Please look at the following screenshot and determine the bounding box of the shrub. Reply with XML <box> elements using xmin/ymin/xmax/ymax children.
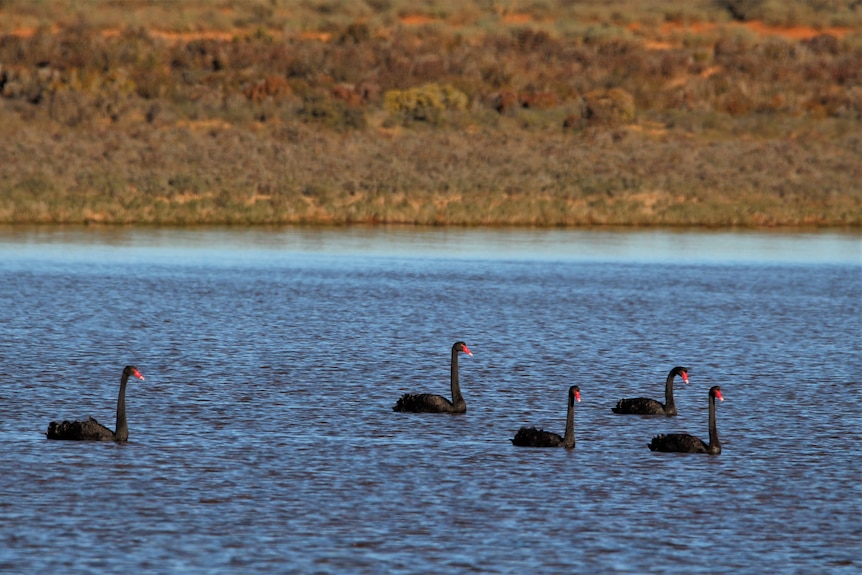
<box><xmin>383</xmin><ymin>83</ymin><xmax>468</xmax><ymax>124</ymax></box>
<box><xmin>243</xmin><ymin>75</ymin><xmax>291</xmax><ymax>102</ymax></box>
<box><xmin>297</xmin><ymin>92</ymin><xmax>367</xmax><ymax>130</ymax></box>
<box><xmin>582</xmin><ymin>88</ymin><xmax>635</xmax><ymax>126</ymax></box>
<box><xmin>48</xmin><ymin>88</ymin><xmax>89</xmax><ymax>126</ymax></box>
<box><xmin>801</xmin><ymin>33</ymin><xmax>839</xmax><ymax>56</ymax></box>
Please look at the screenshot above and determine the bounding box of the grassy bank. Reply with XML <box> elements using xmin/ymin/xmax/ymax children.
<box><xmin>1</xmin><ymin>0</ymin><xmax>860</xmax><ymax>227</ymax></box>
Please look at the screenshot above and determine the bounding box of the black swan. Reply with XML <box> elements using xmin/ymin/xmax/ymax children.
<box><xmin>393</xmin><ymin>341</ymin><xmax>472</xmax><ymax>413</ymax></box>
<box><xmin>612</xmin><ymin>366</ymin><xmax>690</xmax><ymax>416</ymax></box>
<box><xmin>648</xmin><ymin>385</ymin><xmax>724</xmax><ymax>454</ymax></box>
<box><xmin>46</xmin><ymin>365</ymin><xmax>145</xmax><ymax>442</ymax></box>
<box><xmin>512</xmin><ymin>386</ymin><xmax>580</xmax><ymax>449</ymax></box>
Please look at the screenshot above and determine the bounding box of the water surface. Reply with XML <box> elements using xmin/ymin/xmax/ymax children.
<box><xmin>0</xmin><ymin>226</ymin><xmax>859</xmax><ymax>574</ymax></box>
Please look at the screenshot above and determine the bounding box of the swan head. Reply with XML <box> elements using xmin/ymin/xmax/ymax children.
<box><xmin>123</xmin><ymin>366</ymin><xmax>145</xmax><ymax>381</ymax></box>
<box><xmin>710</xmin><ymin>386</ymin><xmax>723</xmax><ymax>401</ymax></box>
<box><xmin>454</xmin><ymin>342</ymin><xmax>473</xmax><ymax>356</ymax></box>
<box><xmin>569</xmin><ymin>385</ymin><xmax>581</xmax><ymax>402</ymax></box>
<box><xmin>673</xmin><ymin>366</ymin><xmax>690</xmax><ymax>384</ymax></box>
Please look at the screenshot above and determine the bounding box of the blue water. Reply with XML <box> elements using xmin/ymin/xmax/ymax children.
<box><xmin>0</xmin><ymin>226</ymin><xmax>859</xmax><ymax>574</ymax></box>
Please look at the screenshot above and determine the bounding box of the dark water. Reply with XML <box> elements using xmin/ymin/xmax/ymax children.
<box><xmin>0</xmin><ymin>226</ymin><xmax>860</xmax><ymax>574</ymax></box>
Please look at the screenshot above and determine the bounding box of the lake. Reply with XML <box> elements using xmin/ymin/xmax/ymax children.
<box><xmin>0</xmin><ymin>226</ymin><xmax>860</xmax><ymax>574</ymax></box>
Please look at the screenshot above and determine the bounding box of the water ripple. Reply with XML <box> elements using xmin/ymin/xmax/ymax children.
<box><xmin>0</xmin><ymin>229</ymin><xmax>860</xmax><ymax>574</ymax></box>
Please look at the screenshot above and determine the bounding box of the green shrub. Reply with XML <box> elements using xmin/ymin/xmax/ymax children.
<box><xmin>383</xmin><ymin>83</ymin><xmax>468</xmax><ymax>124</ymax></box>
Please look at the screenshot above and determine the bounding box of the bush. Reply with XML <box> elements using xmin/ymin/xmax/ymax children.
<box><xmin>297</xmin><ymin>92</ymin><xmax>367</xmax><ymax>130</ymax></box>
<box><xmin>383</xmin><ymin>83</ymin><xmax>468</xmax><ymax>124</ymax></box>
<box><xmin>582</xmin><ymin>88</ymin><xmax>636</xmax><ymax>126</ymax></box>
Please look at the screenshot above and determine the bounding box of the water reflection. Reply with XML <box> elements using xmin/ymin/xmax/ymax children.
<box><xmin>0</xmin><ymin>224</ymin><xmax>859</xmax><ymax>264</ymax></box>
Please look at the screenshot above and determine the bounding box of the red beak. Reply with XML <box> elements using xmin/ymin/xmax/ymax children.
<box><xmin>715</xmin><ymin>389</ymin><xmax>724</xmax><ymax>401</ymax></box>
<box><xmin>133</xmin><ymin>368</ymin><xmax>145</xmax><ymax>380</ymax></box>
<box><xmin>462</xmin><ymin>344</ymin><xmax>473</xmax><ymax>356</ymax></box>
<box><xmin>574</xmin><ymin>390</ymin><xmax>581</xmax><ymax>403</ymax></box>
<box><xmin>681</xmin><ymin>372</ymin><xmax>689</xmax><ymax>384</ymax></box>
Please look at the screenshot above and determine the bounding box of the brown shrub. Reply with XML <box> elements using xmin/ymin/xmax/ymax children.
<box><xmin>493</xmin><ymin>90</ymin><xmax>519</xmax><ymax>114</ymax></box>
<box><xmin>338</xmin><ymin>22</ymin><xmax>371</xmax><ymax>45</ymax></box>
<box><xmin>480</xmin><ymin>63</ymin><xmax>514</xmax><ymax>90</ymax></box>
<box><xmin>511</xmin><ymin>28</ymin><xmax>554</xmax><ymax>53</ymax></box>
<box><xmin>831</xmin><ymin>54</ymin><xmax>862</xmax><ymax>86</ymax></box>
<box><xmin>801</xmin><ymin>34</ymin><xmax>839</xmax><ymax>55</ymax></box>
<box><xmin>48</xmin><ymin>88</ymin><xmax>89</xmax><ymax>125</ymax></box>
<box><xmin>805</xmin><ymin>87</ymin><xmax>862</xmax><ymax>119</ymax></box>
<box><xmin>298</xmin><ymin>92</ymin><xmax>367</xmax><ymax>130</ymax></box>
<box><xmin>353</xmin><ymin>80</ymin><xmax>381</xmax><ymax>104</ymax></box>
<box><xmin>519</xmin><ymin>91</ymin><xmax>561</xmax><ymax>110</ymax></box>
<box><xmin>244</xmin><ymin>75</ymin><xmax>291</xmax><ymax>102</ymax></box>
<box><xmin>582</xmin><ymin>88</ymin><xmax>635</xmax><ymax>126</ymax></box>
<box><xmin>723</xmin><ymin>87</ymin><xmax>755</xmax><ymax>115</ymax></box>
<box><xmin>331</xmin><ymin>83</ymin><xmax>363</xmax><ymax>106</ymax></box>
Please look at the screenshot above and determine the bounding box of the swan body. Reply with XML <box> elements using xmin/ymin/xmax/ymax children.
<box><xmin>612</xmin><ymin>366</ymin><xmax>689</xmax><ymax>416</ymax></box>
<box><xmin>392</xmin><ymin>393</ymin><xmax>459</xmax><ymax>413</ymax></box>
<box><xmin>47</xmin><ymin>416</ymin><xmax>117</xmax><ymax>441</ymax></box>
<box><xmin>649</xmin><ymin>386</ymin><xmax>723</xmax><ymax>454</ymax></box>
<box><xmin>393</xmin><ymin>342</ymin><xmax>472</xmax><ymax>413</ymax></box>
<box><xmin>47</xmin><ymin>366</ymin><xmax>145</xmax><ymax>442</ymax></box>
<box><xmin>512</xmin><ymin>386</ymin><xmax>580</xmax><ymax>449</ymax></box>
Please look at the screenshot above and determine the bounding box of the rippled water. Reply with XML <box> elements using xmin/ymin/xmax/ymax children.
<box><xmin>0</xmin><ymin>226</ymin><xmax>859</xmax><ymax>574</ymax></box>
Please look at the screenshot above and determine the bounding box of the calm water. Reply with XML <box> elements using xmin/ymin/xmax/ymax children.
<box><xmin>0</xmin><ymin>226</ymin><xmax>860</xmax><ymax>574</ymax></box>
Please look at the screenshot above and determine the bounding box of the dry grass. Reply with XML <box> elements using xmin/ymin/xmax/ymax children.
<box><xmin>0</xmin><ymin>0</ymin><xmax>860</xmax><ymax>227</ymax></box>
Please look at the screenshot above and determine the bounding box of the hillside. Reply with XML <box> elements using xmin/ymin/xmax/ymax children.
<box><xmin>1</xmin><ymin>0</ymin><xmax>860</xmax><ymax>226</ymax></box>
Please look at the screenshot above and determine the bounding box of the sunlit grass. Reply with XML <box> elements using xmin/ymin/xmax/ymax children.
<box><xmin>0</xmin><ymin>0</ymin><xmax>860</xmax><ymax>226</ymax></box>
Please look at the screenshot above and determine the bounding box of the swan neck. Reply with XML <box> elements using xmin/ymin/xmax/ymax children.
<box><xmin>450</xmin><ymin>346</ymin><xmax>463</xmax><ymax>405</ymax></box>
<box><xmin>707</xmin><ymin>393</ymin><xmax>720</xmax><ymax>454</ymax></box>
<box><xmin>114</xmin><ymin>371</ymin><xmax>129</xmax><ymax>442</ymax></box>
<box><xmin>562</xmin><ymin>392</ymin><xmax>576</xmax><ymax>449</ymax></box>
<box><xmin>664</xmin><ymin>371</ymin><xmax>676</xmax><ymax>411</ymax></box>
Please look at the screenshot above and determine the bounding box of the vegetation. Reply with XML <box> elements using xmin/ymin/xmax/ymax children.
<box><xmin>0</xmin><ymin>0</ymin><xmax>860</xmax><ymax>227</ymax></box>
